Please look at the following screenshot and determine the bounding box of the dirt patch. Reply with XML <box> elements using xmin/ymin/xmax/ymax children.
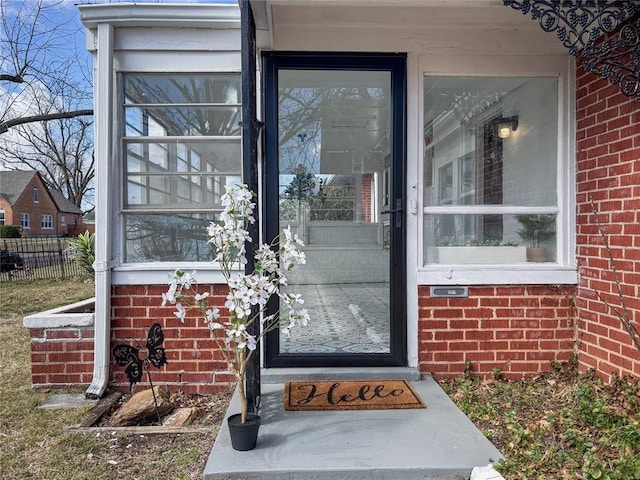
<box><xmin>94</xmin><ymin>390</ymin><xmax>232</xmax><ymax>428</ymax></box>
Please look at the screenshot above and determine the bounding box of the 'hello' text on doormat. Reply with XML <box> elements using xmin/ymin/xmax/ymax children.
<box><xmin>284</xmin><ymin>379</ymin><xmax>426</xmax><ymax>411</ymax></box>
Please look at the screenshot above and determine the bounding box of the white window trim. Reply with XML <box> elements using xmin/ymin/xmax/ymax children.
<box><xmin>41</xmin><ymin>214</ymin><xmax>53</xmax><ymax>230</ymax></box>
<box><xmin>415</xmin><ymin>53</ymin><xmax>577</xmax><ymax>286</ymax></box>
<box><xmin>21</xmin><ymin>213</ymin><xmax>30</xmax><ymax>229</ymax></box>
<box><xmin>112</xmin><ymin>263</ymin><xmax>228</xmax><ymax>285</ymax></box>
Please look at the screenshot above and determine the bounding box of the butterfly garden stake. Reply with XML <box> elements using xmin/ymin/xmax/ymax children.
<box><xmin>112</xmin><ymin>323</ymin><xmax>168</xmax><ymax>424</ymax></box>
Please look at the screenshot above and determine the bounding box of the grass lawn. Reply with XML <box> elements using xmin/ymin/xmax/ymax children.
<box><xmin>0</xmin><ymin>280</ymin><xmax>217</xmax><ymax>480</ymax></box>
<box><xmin>1</xmin><ymin>280</ymin><xmax>639</xmax><ymax>479</ymax></box>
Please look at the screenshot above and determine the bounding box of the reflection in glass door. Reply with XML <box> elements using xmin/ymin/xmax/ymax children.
<box><xmin>264</xmin><ymin>54</ymin><xmax>406</xmax><ymax>367</ymax></box>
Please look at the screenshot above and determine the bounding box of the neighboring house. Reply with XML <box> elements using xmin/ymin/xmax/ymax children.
<box><xmin>23</xmin><ymin>2</ymin><xmax>639</xmax><ymax>397</ymax></box>
<box><xmin>0</xmin><ymin>170</ymin><xmax>84</xmax><ymax>237</ymax></box>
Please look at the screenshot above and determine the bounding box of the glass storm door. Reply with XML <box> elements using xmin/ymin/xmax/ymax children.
<box><xmin>264</xmin><ymin>53</ymin><xmax>406</xmax><ymax>367</ymax></box>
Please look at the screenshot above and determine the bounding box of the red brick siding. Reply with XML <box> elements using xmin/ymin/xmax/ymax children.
<box><xmin>418</xmin><ymin>286</ymin><xmax>577</xmax><ymax>379</ymax></box>
<box><xmin>13</xmin><ymin>176</ymin><xmax>59</xmax><ymax>236</ymax></box>
<box><xmin>28</xmin><ymin>327</ymin><xmax>94</xmax><ymax>389</ymax></box>
<box><xmin>361</xmin><ymin>173</ymin><xmax>372</xmax><ymax>223</ymax></box>
<box><xmin>109</xmin><ymin>284</ymin><xmax>235</xmax><ymax>395</ymax></box>
<box><xmin>575</xmin><ymin>43</ymin><xmax>640</xmax><ymax>381</ymax></box>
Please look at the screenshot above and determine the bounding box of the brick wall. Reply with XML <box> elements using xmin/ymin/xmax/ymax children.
<box><xmin>28</xmin><ymin>326</ymin><xmax>94</xmax><ymax>389</ymax></box>
<box><xmin>418</xmin><ymin>286</ymin><xmax>577</xmax><ymax>379</ymax></box>
<box><xmin>575</xmin><ymin>52</ymin><xmax>640</xmax><ymax>381</ymax></box>
<box><xmin>109</xmin><ymin>285</ymin><xmax>236</xmax><ymax>395</ymax></box>
<box><xmin>361</xmin><ymin>173</ymin><xmax>372</xmax><ymax>223</ymax></box>
<box><xmin>13</xmin><ymin>175</ymin><xmax>60</xmax><ymax>236</ymax></box>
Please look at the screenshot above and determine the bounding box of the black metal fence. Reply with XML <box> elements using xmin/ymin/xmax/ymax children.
<box><xmin>0</xmin><ymin>237</ymin><xmax>85</xmax><ymax>282</ymax></box>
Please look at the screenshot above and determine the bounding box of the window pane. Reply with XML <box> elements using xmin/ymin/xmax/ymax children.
<box><xmin>124</xmin><ymin>213</ymin><xmax>220</xmax><ymax>262</ymax></box>
<box><xmin>124</xmin><ymin>140</ymin><xmax>241</xmax><ymax>208</ymax></box>
<box><xmin>124</xmin><ymin>74</ymin><xmax>241</xmax><ymax>105</ymax></box>
<box><xmin>424</xmin><ymin>77</ymin><xmax>558</xmax><ymax>208</ymax></box>
<box><xmin>125</xmin><ymin>140</ymin><xmax>240</xmax><ymax>175</ymax></box>
<box><xmin>424</xmin><ymin>214</ymin><xmax>557</xmax><ymax>264</ymax></box>
<box><xmin>122</xmin><ymin>73</ymin><xmax>243</xmax><ymax>264</ymax></box>
<box><xmin>126</xmin><ymin>174</ymin><xmax>241</xmax><ymax>208</ymax></box>
<box><xmin>125</xmin><ymin>106</ymin><xmax>241</xmax><ymax>137</ymax></box>
<box><xmin>41</xmin><ymin>214</ymin><xmax>53</xmax><ymax>229</ymax></box>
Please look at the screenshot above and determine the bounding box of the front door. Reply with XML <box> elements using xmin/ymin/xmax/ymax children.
<box><xmin>264</xmin><ymin>53</ymin><xmax>406</xmax><ymax>367</ymax></box>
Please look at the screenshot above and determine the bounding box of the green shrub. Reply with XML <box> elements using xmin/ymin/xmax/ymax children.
<box><xmin>69</xmin><ymin>231</ymin><xmax>95</xmax><ymax>277</ymax></box>
<box><xmin>0</xmin><ymin>225</ymin><xmax>21</xmax><ymax>238</ymax></box>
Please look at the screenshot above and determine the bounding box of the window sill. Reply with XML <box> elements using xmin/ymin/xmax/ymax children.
<box><xmin>418</xmin><ymin>264</ymin><xmax>577</xmax><ymax>285</ymax></box>
<box><xmin>112</xmin><ymin>263</ymin><xmax>227</xmax><ymax>285</ymax></box>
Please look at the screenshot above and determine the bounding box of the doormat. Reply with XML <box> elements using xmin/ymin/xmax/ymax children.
<box><xmin>284</xmin><ymin>379</ymin><xmax>426</xmax><ymax>411</ymax></box>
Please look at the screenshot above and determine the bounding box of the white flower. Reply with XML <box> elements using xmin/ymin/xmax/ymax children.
<box><xmin>161</xmin><ymin>284</ymin><xmax>177</xmax><ymax>306</ymax></box>
<box><xmin>173</xmin><ymin>303</ymin><xmax>187</xmax><ymax>322</ymax></box>
<box><xmin>287</xmin><ymin>293</ymin><xmax>304</xmax><ymax>306</ymax></box>
<box><xmin>195</xmin><ymin>292</ymin><xmax>210</xmax><ymax>303</ymax></box>
<box><xmin>255</xmin><ymin>244</ymin><xmax>278</xmax><ymax>273</ymax></box>
<box><xmin>176</xmin><ymin>270</ymin><xmax>197</xmax><ymax>288</ymax></box>
<box><xmin>289</xmin><ymin>308</ymin><xmax>310</xmax><ymax>327</ymax></box>
<box><xmin>205</xmin><ymin>307</ymin><xmax>220</xmax><ymax>323</ymax></box>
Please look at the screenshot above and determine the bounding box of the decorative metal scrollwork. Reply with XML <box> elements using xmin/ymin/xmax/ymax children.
<box><xmin>582</xmin><ymin>16</ymin><xmax>640</xmax><ymax>100</ymax></box>
<box><xmin>504</xmin><ymin>1</ymin><xmax>640</xmax><ymax>101</ymax></box>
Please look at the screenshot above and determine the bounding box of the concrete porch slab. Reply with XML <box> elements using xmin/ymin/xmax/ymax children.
<box><xmin>204</xmin><ymin>376</ymin><xmax>503</xmax><ymax>480</ymax></box>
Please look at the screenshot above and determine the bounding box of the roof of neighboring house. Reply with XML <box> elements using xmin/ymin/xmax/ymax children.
<box><xmin>0</xmin><ymin>170</ymin><xmax>83</xmax><ymax>215</ymax></box>
<box><xmin>49</xmin><ymin>189</ymin><xmax>83</xmax><ymax>215</ymax></box>
<box><xmin>0</xmin><ymin>170</ymin><xmax>39</xmax><ymax>205</ymax></box>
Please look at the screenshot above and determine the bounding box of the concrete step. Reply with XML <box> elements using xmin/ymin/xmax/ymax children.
<box><xmin>204</xmin><ymin>376</ymin><xmax>502</xmax><ymax>480</ymax></box>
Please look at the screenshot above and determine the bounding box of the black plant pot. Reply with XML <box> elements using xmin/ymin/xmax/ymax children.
<box><xmin>227</xmin><ymin>413</ymin><xmax>261</xmax><ymax>451</ymax></box>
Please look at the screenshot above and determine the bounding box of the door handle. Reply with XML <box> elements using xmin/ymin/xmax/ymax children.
<box><xmin>381</xmin><ymin>199</ymin><xmax>403</xmax><ymax>228</ymax></box>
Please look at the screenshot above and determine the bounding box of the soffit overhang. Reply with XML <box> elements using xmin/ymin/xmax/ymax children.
<box><xmin>251</xmin><ymin>0</ymin><xmax>567</xmax><ymax>54</ymax></box>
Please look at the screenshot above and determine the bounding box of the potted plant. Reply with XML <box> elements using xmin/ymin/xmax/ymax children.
<box><xmin>162</xmin><ymin>184</ymin><xmax>309</xmax><ymax>450</ymax></box>
<box><xmin>515</xmin><ymin>214</ymin><xmax>555</xmax><ymax>262</ymax></box>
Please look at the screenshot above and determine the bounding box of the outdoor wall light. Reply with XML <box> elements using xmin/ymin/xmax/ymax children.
<box><xmin>496</xmin><ymin>116</ymin><xmax>519</xmax><ymax>139</ymax></box>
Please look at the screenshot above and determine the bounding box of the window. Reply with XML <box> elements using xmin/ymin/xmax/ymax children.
<box><xmin>0</xmin><ymin>210</ymin><xmax>5</xmax><ymax>225</ymax></box>
<box><xmin>121</xmin><ymin>73</ymin><xmax>242</xmax><ymax>262</ymax></box>
<box><xmin>41</xmin><ymin>214</ymin><xmax>53</xmax><ymax>229</ymax></box>
<box><xmin>21</xmin><ymin>213</ymin><xmax>30</xmax><ymax>229</ymax></box>
<box><xmin>422</xmin><ymin>74</ymin><xmax>573</xmax><ymax>283</ymax></box>
<box><xmin>60</xmin><ymin>215</ymin><xmax>67</xmax><ymax>227</ymax></box>
<box><xmin>33</xmin><ymin>187</ymin><xmax>39</xmax><ymax>203</ymax></box>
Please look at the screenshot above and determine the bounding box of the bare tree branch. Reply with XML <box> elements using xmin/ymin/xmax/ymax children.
<box><xmin>0</xmin><ymin>73</ymin><xmax>25</xmax><ymax>83</ymax></box>
<box><xmin>0</xmin><ymin>109</ymin><xmax>93</xmax><ymax>134</ymax></box>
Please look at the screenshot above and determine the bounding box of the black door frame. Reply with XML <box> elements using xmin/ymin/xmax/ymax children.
<box><xmin>263</xmin><ymin>52</ymin><xmax>407</xmax><ymax>368</ymax></box>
